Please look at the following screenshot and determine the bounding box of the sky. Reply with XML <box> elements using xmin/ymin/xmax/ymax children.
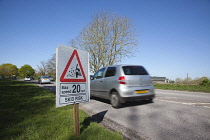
<box><xmin>0</xmin><ymin>0</ymin><xmax>210</xmax><ymax>80</ymax></box>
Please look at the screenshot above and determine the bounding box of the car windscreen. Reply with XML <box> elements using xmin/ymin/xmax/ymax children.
<box><xmin>122</xmin><ymin>66</ymin><xmax>148</xmax><ymax>75</ymax></box>
<box><xmin>41</xmin><ymin>76</ymin><xmax>50</xmax><ymax>78</ymax></box>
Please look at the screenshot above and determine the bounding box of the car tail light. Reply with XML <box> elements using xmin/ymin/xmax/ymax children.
<box><xmin>119</xmin><ymin>76</ymin><xmax>126</xmax><ymax>84</ymax></box>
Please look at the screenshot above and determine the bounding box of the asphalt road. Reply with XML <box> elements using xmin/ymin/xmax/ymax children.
<box><xmin>23</xmin><ymin>80</ymin><xmax>210</xmax><ymax>140</ymax></box>
<box><xmin>80</xmin><ymin>90</ymin><xmax>210</xmax><ymax>140</ymax></box>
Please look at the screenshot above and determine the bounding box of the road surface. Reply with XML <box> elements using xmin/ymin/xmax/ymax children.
<box><xmin>80</xmin><ymin>89</ymin><xmax>210</xmax><ymax>140</ymax></box>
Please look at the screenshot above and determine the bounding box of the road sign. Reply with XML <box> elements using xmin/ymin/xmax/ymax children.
<box><xmin>60</xmin><ymin>50</ymin><xmax>86</xmax><ymax>82</ymax></box>
<box><xmin>56</xmin><ymin>45</ymin><xmax>89</xmax><ymax>107</ymax></box>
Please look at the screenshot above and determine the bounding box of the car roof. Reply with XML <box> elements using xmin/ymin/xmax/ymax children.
<box><xmin>101</xmin><ymin>64</ymin><xmax>143</xmax><ymax>69</ymax></box>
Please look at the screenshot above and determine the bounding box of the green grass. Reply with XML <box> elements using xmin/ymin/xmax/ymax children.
<box><xmin>0</xmin><ymin>79</ymin><xmax>123</xmax><ymax>140</ymax></box>
<box><xmin>154</xmin><ymin>83</ymin><xmax>210</xmax><ymax>93</ymax></box>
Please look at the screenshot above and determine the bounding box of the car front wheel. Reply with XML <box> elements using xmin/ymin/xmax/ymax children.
<box><xmin>110</xmin><ymin>92</ymin><xmax>121</xmax><ymax>108</ymax></box>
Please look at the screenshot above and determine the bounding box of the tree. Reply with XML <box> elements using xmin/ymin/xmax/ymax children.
<box><xmin>37</xmin><ymin>61</ymin><xmax>48</xmax><ymax>76</ymax></box>
<box><xmin>36</xmin><ymin>54</ymin><xmax>56</xmax><ymax>77</ymax></box>
<box><xmin>199</xmin><ymin>78</ymin><xmax>209</xmax><ymax>86</ymax></box>
<box><xmin>19</xmin><ymin>64</ymin><xmax>35</xmax><ymax>77</ymax></box>
<box><xmin>72</xmin><ymin>11</ymin><xmax>138</xmax><ymax>73</ymax></box>
<box><xmin>0</xmin><ymin>63</ymin><xmax>18</xmax><ymax>77</ymax></box>
<box><xmin>46</xmin><ymin>54</ymin><xmax>56</xmax><ymax>76</ymax></box>
<box><xmin>175</xmin><ymin>78</ymin><xmax>183</xmax><ymax>84</ymax></box>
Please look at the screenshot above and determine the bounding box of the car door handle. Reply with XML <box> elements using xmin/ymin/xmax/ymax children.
<box><xmin>100</xmin><ymin>81</ymin><xmax>103</xmax><ymax>82</ymax></box>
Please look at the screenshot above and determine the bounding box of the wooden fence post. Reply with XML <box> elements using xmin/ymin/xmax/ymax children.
<box><xmin>73</xmin><ymin>103</ymin><xmax>80</xmax><ymax>136</ymax></box>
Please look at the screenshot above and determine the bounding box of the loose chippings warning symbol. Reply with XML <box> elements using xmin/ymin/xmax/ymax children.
<box><xmin>60</xmin><ymin>49</ymin><xmax>86</xmax><ymax>82</ymax></box>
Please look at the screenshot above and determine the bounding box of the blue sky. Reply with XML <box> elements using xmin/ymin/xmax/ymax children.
<box><xmin>0</xmin><ymin>0</ymin><xmax>209</xmax><ymax>80</ymax></box>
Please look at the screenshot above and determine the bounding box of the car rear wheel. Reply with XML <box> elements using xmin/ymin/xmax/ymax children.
<box><xmin>110</xmin><ymin>92</ymin><xmax>121</xmax><ymax>108</ymax></box>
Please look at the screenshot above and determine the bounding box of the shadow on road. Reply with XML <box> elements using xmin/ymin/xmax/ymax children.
<box><xmin>125</xmin><ymin>100</ymin><xmax>154</xmax><ymax>107</ymax></box>
<box><xmin>90</xmin><ymin>97</ymin><xmax>110</xmax><ymax>104</ymax></box>
<box><xmin>80</xmin><ymin>110</ymin><xmax>108</xmax><ymax>133</ymax></box>
<box><xmin>91</xmin><ymin>97</ymin><xmax>154</xmax><ymax>108</ymax></box>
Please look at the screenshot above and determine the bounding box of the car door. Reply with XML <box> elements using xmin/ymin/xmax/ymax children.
<box><xmin>102</xmin><ymin>67</ymin><xmax>117</xmax><ymax>99</ymax></box>
<box><xmin>90</xmin><ymin>68</ymin><xmax>106</xmax><ymax>97</ymax></box>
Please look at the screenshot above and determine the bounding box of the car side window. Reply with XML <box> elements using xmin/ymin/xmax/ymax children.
<box><xmin>94</xmin><ymin>68</ymin><xmax>105</xmax><ymax>79</ymax></box>
<box><xmin>105</xmin><ymin>67</ymin><xmax>116</xmax><ymax>77</ymax></box>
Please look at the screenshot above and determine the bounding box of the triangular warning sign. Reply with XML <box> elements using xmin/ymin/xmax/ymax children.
<box><xmin>60</xmin><ymin>50</ymin><xmax>86</xmax><ymax>82</ymax></box>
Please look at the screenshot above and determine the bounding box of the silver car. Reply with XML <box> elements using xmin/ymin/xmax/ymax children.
<box><xmin>24</xmin><ymin>77</ymin><xmax>31</xmax><ymax>81</ymax></box>
<box><xmin>38</xmin><ymin>76</ymin><xmax>51</xmax><ymax>84</ymax></box>
<box><xmin>48</xmin><ymin>76</ymin><xmax>54</xmax><ymax>81</ymax></box>
<box><xmin>90</xmin><ymin>65</ymin><xmax>155</xmax><ymax>108</ymax></box>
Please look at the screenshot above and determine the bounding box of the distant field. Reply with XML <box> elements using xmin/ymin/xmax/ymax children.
<box><xmin>0</xmin><ymin>79</ymin><xmax>123</xmax><ymax>140</ymax></box>
<box><xmin>154</xmin><ymin>83</ymin><xmax>210</xmax><ymax>93</ymax></box>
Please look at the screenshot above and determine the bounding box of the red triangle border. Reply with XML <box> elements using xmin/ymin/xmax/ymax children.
<box><xmin>60</xmin><ymin>50</ymin><xmax>86</xmax><ymax>82</ymax></box>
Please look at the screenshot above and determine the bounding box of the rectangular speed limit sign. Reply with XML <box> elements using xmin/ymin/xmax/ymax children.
<box><xmin>56</xmin><ymin>45</ymin><xmax>90</xmax><ymax>107</ymax></box>
<box><xmin>60</xmin><ymin>83</ymin><xmax>87</xmax><ymax>104</ymax></box>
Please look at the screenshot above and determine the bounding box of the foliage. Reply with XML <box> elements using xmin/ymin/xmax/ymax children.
<box><xmin>0</xmin><ymin>63</ymin><xmax>18</xmax><ymax>77</ymax></box>
<box><xmin>175</xmin><ymin>77</ymin><xmax>210</xmax><ymax>85</ymax></box>
<box><xmin>19</xmin><ymin>64</ymin><xmax>35</xmax><ymax>77</ymax></box>
<box><xmin>0</xmin><ymin>79</ymin><xmax>123</xmax><ymax>140</ymax></box>
<box><xmin>72</xmin><ymin>11</ymin><xmax>138</xmax><ymax>73</ymax></box>
<box><xmin>199</xmin><ymin>78</ymin><xmax>210</xmax><ymax>86</ymax></box>
<box><xmin>154</xmin><ymin>83</ymin><xmax>210</xmax><ymax>93</ymax></box>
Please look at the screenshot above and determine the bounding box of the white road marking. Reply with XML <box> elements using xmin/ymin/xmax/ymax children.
<box><xmin>156</xmin><ymin>99</ymin><xmax>210</xmax><ymax>109</ymax></box>
<box><xmin>182</xmin><ymin>103</ymin><xmax>210</xmax><ymax>105</ymax></box>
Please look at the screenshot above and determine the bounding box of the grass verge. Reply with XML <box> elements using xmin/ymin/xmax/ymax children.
<box><xmin>0</xmin><ymin>79</ymin><xmax>123</xmax><ymax>140</ymax></box>
<box><xmin>154</xmin><ymin>83</ymin><xmax>210</xmax><ymax>93</ymax></box>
